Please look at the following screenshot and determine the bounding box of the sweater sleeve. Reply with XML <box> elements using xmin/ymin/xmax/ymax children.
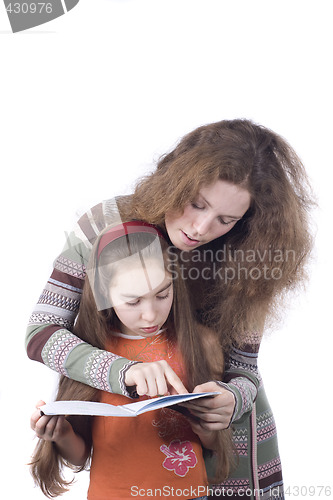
<box><xmin>219</xmin><ymin>336</ymin><xmax>262</xmax><ymax>424</ymax></box>
<box><xmin>25</xmin><ymin>199</ymin><xmax>137</xmax><ymax>396</ymax></box>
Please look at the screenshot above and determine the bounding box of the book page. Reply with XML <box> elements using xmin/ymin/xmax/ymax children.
<box><xmin>40</xmin><ymin>400</ymin><xmax>133</xmax><ymax>417</ymax></box>
<box><xmin>122</xmin><ymin>392</ymin><xmax>218</xmax><ymax>415</ymax></box>
<box><xmin>40</xmin><ymin>392</ymin><xmax>218</xmax><ymax>417</ymax></box>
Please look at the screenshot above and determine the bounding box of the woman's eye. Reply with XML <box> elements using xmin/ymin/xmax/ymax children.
<box><xmin>218</xmin><ymin>218</ymin><xmax>234</xmax><ymax>226</ymax></box>
<box><xmin>191</xmin><ymin>202</ymin><xmax>204</xmax><ymax>210</ymax></box>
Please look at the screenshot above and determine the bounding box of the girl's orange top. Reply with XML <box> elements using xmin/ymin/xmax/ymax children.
<box><xmin>87</xmin><ymin>330</ymin><xmax>208</xmax><ymax>500</ymax></box>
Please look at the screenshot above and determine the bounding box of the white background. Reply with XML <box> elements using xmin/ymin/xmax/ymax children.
<box><xmin>0</xmin><ymin>0</ymin><xmax>332</xmax><ymax>498</ymax></box>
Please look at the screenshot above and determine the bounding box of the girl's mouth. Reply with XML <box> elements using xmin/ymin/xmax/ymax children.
<box><xmin>141</xmin><ymin>325</ymin><xmax>159</xmax><ymax>334</ymax></box>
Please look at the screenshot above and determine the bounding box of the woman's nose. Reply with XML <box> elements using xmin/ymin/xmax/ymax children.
<box><xmin>192</xmin><ymin>214</ymin><xmax>212</xmax><ymax>236</ymax></box>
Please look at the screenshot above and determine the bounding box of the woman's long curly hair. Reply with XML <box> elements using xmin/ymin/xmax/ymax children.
<box><xmin>30</xmin><ymin>224</ymin><xmax>234</xmax><ymax>497</ymax></box>
<box><xmin>127</xmin><ymin>119</ymin><xmax>315</xmax><ymax>347</ymax></box>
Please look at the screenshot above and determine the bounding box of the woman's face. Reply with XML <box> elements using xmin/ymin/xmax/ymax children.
<box><xmin>165</xmin><ymin>180</ymin><xmax>251</xmax><ymax>251</ymax></box>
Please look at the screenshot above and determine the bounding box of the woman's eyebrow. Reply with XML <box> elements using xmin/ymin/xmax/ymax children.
<box><xmin>221</xmin><ymin>215</ymin><xmax>242</xmax><ymax>221</ymax></box>
<box><xmin>200</xmin><ymin>195</ymin><xmax>242</xmax><ymax>219</ymax></box>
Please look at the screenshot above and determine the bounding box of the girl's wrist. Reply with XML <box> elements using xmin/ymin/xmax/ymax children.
<box><xmin>53</xmin><ymin>430</ymin><xmax>88</xmax><ymax>466</ymax></box>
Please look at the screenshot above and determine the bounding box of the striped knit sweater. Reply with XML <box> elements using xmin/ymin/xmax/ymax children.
<box><xmin>25</xmin><ymin>197</ymin><xmax>284</xmax><ymax>499</ymax></box>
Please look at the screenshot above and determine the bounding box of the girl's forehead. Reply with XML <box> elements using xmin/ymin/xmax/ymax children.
<box><xmin>110</xmin><ymin>258</ymin><xmax>170</xmax><ymax>299</ymax></box>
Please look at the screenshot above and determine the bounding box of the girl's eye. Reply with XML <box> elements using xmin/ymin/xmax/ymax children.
<box><xmin>126</xmin><ymin>300</ymin><xmax>140</xmax><ymax>307</ymax></box>
<box><xmin>157</xmin><ymin>291</ymin><xmax>171</xmax><ymax>301</ymax></box>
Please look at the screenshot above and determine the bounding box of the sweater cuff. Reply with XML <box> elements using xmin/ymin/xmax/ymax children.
<box><xmin>110</xmin><ymin>358</ymin><xmax>141</xmax><ymax>397</ymax></box>
<box><xmin>215</xmin><ymin>376</ymin><xmax>258</xmax><ymax>424</ymax></box>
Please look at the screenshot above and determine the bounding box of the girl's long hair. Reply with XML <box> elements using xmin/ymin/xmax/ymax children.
<box><xmin>30</xmin><ymin>225</ymin><xmax>234</xmax><ymax>497</ymax></box>
<box><xmin>126</xmin><ymin>119</ymin><xmax>315</xmax><ymax>346</ymax></box>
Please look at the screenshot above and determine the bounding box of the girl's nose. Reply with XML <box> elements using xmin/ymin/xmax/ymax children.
<box><xmin>141</xmin><ymin>303</ymin><xmax>157</xmax><ymax>323</ymax></box>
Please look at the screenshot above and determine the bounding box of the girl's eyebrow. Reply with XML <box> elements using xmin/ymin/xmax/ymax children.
<box><xmin>121</xmin><ymin>281</ymin><xmax>172</xmax><ymax>300</ymax></box>
<box><xmin>156</xmin><ymin>281</ymin><xmax>172</xmax><ymax>294</ymax></box>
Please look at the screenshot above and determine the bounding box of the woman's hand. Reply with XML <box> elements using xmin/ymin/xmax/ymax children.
<box><xmin>124</xmin><ymin>360</ymin><xmax>188</xmax><ymax>397</ymax></box>
<box><xmin>30</xmin><ymin>400</ymin><xmax>73</xmax><ymax>443</ymax></box>
<box><xmin>181</xmin><ymin>381</ymin><xmax>236</xmax><ymax>430</ymax></box>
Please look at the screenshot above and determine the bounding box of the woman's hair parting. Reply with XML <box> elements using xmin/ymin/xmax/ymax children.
<box><xmin>29</xmin><ymin>221</ymin><xmax>234</xmax><ymax>496</ymax></box>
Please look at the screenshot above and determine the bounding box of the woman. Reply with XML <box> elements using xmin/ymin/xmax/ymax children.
<box><xmin>26</xmin><ymin>119</ymin><xmax>314</xmax><ymax>499</ymax></box>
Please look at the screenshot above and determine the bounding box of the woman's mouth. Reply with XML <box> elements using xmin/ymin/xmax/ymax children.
<box><xmin>180</xmin><ymin>230</ymin><xmax>201</xmax><ymax>247</ymax></box>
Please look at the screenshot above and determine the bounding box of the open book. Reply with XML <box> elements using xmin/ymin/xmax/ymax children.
<box><xmin>40</xmin><ymin>392</ymin><xmax>218</xmax><ymax>417</ymax></box>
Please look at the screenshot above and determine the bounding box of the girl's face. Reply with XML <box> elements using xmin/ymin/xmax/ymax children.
<box><xmin>109</xmin><ymin>258</ymin><xmax>173</xmax><ymax>337</ymax></box>
<box><xmin>165</xmin><ymin>180</ymin><xmax>251</xmax><ymax>251</ymax></box>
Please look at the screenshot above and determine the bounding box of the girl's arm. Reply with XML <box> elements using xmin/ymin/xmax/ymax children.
<box><xmin>31</xmin><ymin>401</ymin><xmax>88</xmax><ymax>466</ymax></box>
<box><xmin>186</xmin><ymin>416</ymin><xmax>219</xmax><ymax>450</ymax></box>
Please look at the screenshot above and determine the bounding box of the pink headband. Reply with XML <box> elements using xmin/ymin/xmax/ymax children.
<box><xmin>97</xmin><ymin>221</ymin><xmax>166</xmax><ymax>259</ymax></box>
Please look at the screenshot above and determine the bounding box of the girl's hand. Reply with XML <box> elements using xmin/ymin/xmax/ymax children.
<box><xmin>30</xmin><ymin>400</ymin><xmax>88</xmax><ymax>466</ymax></box>
<box><xmin>30</xmin><ymin>400</ymin><xmax>73</xmax><ymax>443</ymax></box>
<box><xmin>124</xmin><ymin>360</ymin><xmax>188</xmax><ymax>397</ymax></box>
<box><xmin>180</xmin><ymin>381</ymin><xmax>236</xmax><ymax>430</ymax></box>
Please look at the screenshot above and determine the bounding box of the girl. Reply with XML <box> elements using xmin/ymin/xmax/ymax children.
<box><xmin>30</xmin><ymin>221</ymin><xmax>233</xmax><ymax>499</ymax></box>
<box><xmin>26</xmin><ymin>119</ymin><xmax>314</xmax><ymax>499</ymax></box>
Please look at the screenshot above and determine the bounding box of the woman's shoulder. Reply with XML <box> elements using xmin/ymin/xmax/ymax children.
<box><xmin>76</xmin><ymin>195</ymin><xmax>133</xmax><ymax>230</ymax></box>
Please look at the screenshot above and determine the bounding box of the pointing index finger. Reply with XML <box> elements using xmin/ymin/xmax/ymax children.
<box><xmin>165</xmin><ymin>367</ymin><xmax>188</xmax><ymax>394</ymax></box>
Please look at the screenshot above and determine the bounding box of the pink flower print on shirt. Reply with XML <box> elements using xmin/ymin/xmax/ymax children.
<box><xmin>160</xmin><ymin>439</ymin><xmax>198</xmax><ymax>477</ymax></box>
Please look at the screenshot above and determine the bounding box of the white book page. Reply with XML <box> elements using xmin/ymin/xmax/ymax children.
<box><xmin>40</xmin><ymin>392</ymin><xmax>218</xmax><ymax>417</ymax></box>
<box><xmin>122</xmin><ymin>392</ymin><xmax>218</xmax><ymax>415</ymax></box>
<box><xmin>40</xmin><ymin>401</ymin><xmax>132</xmax><ymax>417</ymax></box>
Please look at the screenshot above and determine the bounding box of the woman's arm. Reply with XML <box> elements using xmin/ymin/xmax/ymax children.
<box><xmin>218</xmin><ymin>340</ymin><xmax>261</xmax><ymax>423</ymax></box>
<box><xmin>25</xmin><ymin>199</ymin><xmax>187</xmax><ymax>397</ymax></box>
<box><xmin>31</xmin><ymin>401</ymin><xmax>88</xmax><ymax>466</ymax></box>
<box><xmin>25</xmin><ymin>199</ymin><xmax>138</xmax><ymax>396</ymax></box>
<box><xmin>184</xmin><ymin>337</ymin><xmax>261</xmax><ymax>429</ymax></box>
